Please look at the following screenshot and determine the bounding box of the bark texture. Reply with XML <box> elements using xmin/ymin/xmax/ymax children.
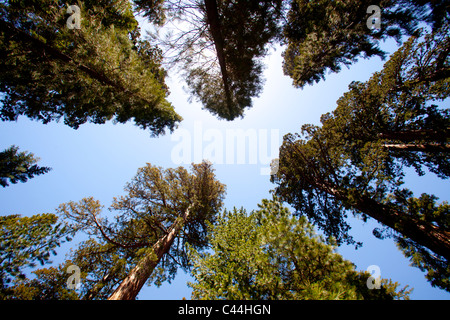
<box><xmin>314</xmin><ymin>180</ymin><xmax>450</xmax><ymax>260</ymax></box>
<box><xmin>108</xmin><ymin>207</ymin><xmax>191</xmax><ymax>300</ymax></box>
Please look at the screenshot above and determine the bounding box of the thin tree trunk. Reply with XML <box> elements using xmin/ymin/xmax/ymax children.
<box><xmin>107</xmin><ymin>206</ymin><xmax>191</xmax><ymax>300</ymax></box>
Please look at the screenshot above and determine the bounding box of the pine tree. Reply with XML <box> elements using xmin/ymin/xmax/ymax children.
<box><xmin>282</xmin><ymin>0</ymin><xmax>449</xmax><ymax>88</ymax></box>
<box><xmin>272</xmin><ymin>25</ymin><xmax>450</xmax><ymax>291</ymax></box>
<box><xmin>0</xmin><ymin>0</ymin><xmax>181</xmax><ymax>136</ymax></box>
<box><xmin>142</xmin><ymin>0</ymin><xmax>285</xmax><ymax>120</ymax></box>
<box><xmin>4</xmin><ymin>262</ymin><xmax>80</xmax><ymax>300</ymax></box>
<box><xmin>188</xmin><ymin>198</ymin><xmax>411</xmax><ymax>300</ymax></box>
<box><xmin>0</xmin><ymin>213</ymin><xmax>73</xmax><ymax>298</ymax></box>
<box><xmin>0</xmin><ymin>145</ymin><xmax>51</xmax><ymax>187</ymax></box>
<box><xmin>58</xmin><ymin>161</ymin><xmax>226</xmax><ymax>300</ymax></box>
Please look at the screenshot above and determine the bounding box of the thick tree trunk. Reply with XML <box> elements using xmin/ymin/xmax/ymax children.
<box><xmin>204</xmin><ymin>0</ymin><xmax>233</xmax><ymax>111</ymax></box>
<box><xmin>107</xmin><ymin>206</ymin><xmax>191</xmax><ymax>300</ymax></box>
<box><xmin>315</xmin><ymin>180</ymin><xmax>450</xmax><ymax>260</ymax></box>
<box><xmin>353</xmin><ymin>196</ymin><xmax>450</xmax><ymax>261</ymax></box>
<box><xmin>383</xmin><ymin>143</ymin><xmax>450</xmax><ymax>152</ymax></box>
<box><xmin>379</xmin><ymin>129</ymin><xmax>450</xmax><ymax>142</ymax></box>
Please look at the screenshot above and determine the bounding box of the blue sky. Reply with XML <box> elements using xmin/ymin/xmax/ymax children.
<box><xmin>1</xmin><ymin>24</ymin><xmax>449</xmax><ymax>299</ymax></box>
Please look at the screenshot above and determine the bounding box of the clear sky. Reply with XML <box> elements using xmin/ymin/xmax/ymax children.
<box><xmin>0</xmin><ymin>19</ymin><xmax>449</xmax><ymax>300</ymax></box>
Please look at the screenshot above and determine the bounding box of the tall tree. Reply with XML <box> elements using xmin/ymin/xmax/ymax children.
<box><xmin>0</xmin><ymin>213</ymin><xmax>73</xmax><ymax>298</ymax></box>
<box><xmin>282</xmin><ymin>0</ymin><xmax>449</xmax><ymax>88</ymax></box>
<box><xmin>142</xmin><ymin>0</ymin><xmax>285</xmax><ymax>120</ymax></box>
<box><xmin>272</xmin><ymin>25</ymin><xmax>450</xmax><ymax>291</ymax></box>
<box><xmin>0</xmin><ymin>0</ymin><xmax>181</xmax><ymax>136</ymax></box>
<box><xmin>189</xmin><ymin>198</ymin><xmax>411</xmax><ymax>300</ymax></box>
<box><xmin>58</xmin><ymin>161</ymin><xmax>226</xmax><ymax>300</ymax></box>
<box><xmin>0</xmin><ymin>145</ymin><xmax>51</xmax><ymax>187</ymax></box>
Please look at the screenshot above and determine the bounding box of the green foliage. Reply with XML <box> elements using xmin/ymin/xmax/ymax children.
<box><xmin>57</xmin><ymin>161</ymin><xmax>226</xmax><ymax>299</ymax></box>
<box><xmin>326</xmin><ymin>25</ymin><xmax>450</xmax><ymax>179</ymax></box>
<box><xmin>4</xmin><ymin>262</ymin><xmax>80</xmax><ymax>300</ymax></box>
<box><xmin>133</xmin><ymin>0</ymin><xmax>166</xmax><ymax>25</ymax></box>
<box><xmin>394</xmin><ymin>194</ymin><xmax>450</xmax><ymax>292</ymax></box>
<box><xmin>189</xmin><ymin>198</ymin><xmax>411</xmax><ymax>300</ymax></box>
<box><xmin>282</xmin><ymin>0</ymin><xmax>449</xmax><ymax>88</ymax></box>
<box><xmin>0</xmin><ymin>0</ymin><xmax>446</xmax><ymax>300</ymax></box>
<box><xmin>272</xmin><ymin>25</ymin><xmax>450</xmax><ymax>291</ymax></box>
<box><xmin>0</xmin><ymin>0</ymin><xmax>181</xmax><ymax>136</ymax></box>
<box><xmin>0</xmin><ymin>145</ymin><xmax>51</xmax><ymax>187</ymax></box>
<box><xmin>0</xmin><ymin>213</ymin><xmax>73</xmax><ymax>298</ymax></box>
<box><xmin>151</xmin><ymin>0</ymin><xmax>285</xmax><ymax>120</ymax></box>
<box><xmin>67</xmin><ymin>239</ymin><xmax>132</xmax><ymax>300</ymax></box>
<box><xmin>189</xmin><ymin>0</ymin><xmax>284</xmax><ymax>120</ymax></box>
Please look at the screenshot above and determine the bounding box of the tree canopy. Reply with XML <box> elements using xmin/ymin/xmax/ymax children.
<box><xmin>282</xmin><ymin>0</ymin><xmax>450</xmax><ymax>88</ymax></box>
<box><xmin>0</xmin><ymin>213</ymin><xmax>73</xmax><ymax>298</ymax></box>
<box><xmin>140</xmin><ymin>0</ymin><xmax>285</xmax><ymax>120</ymax></box>
<box><xmin>3</xmin><ymin>262</ymin><xmax>80</xmax><ymax>300</ymax></box>
<box><xmin>272</xmin><ymin>24</ymin><xmax>450</xmax><ymax>291</ymax></box>
<box><xmin>0</xmin><ymin>145</ymin><xmax>51</xmax><ymax>187</ymax></box>
<box><xmin>189</xmin><ymin>198</ymin><xmax>411</xmax><ymax>300</ymax></box>
<box><xmin>0</xmin><ymin>0</ymin><xmax>448</xmax><ymax>300</ymax></box>
<box><xmin>57</xmin><ymin>160</ymin><xmax>226</xmax><ymax>299</ymax></box>
<box><xmin>0</xmin><ymin>0</ymin><xmax>181</xmax><ymax>136</ymax></box>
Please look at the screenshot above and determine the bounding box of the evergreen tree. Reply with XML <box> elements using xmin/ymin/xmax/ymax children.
<box><xmin>58</xmin><ymin>161</ymin><xmax>226</xmax><ymax>300</ymax></box>
<box><xmin>0</xmin><ymin>213</ymin><xmax>73</xmax><ymax>298</ymax></box>
<box><xmin>282</xmin><ymin>0</ymin><xmax>449</xmax><ymax>88</ymax></box>
<box><xmin>187</xmin><ymin>0</ymin><xmax>284</xmax><ymax>120</ymax></box>
<box><xmin>0</xmin><ymin>145</ymin><xmax>51</xmax><ymax>187</ymax></box>
<box><xmin>142</xmin><ymin>0</ymin><xmax>285</xmax><ymax>120</ymax></box>
<box><xmin>0</xmin><ymin>0</ymin><xmax>181</xmax><ymax>136</ymax></box>
<box><xmin>4</xmin><ymin>262</ymin><xmax>79</xmax><ymax>300</ymax></box>
<box><xmin>189</xmin><ymin>198</ymin><xmax>411</xmax><ymax>300</ymax></box>
<box><xmin>272</xmin><ymin>25</ymin><xmax>450</xmax><ymax>291</ymax></box>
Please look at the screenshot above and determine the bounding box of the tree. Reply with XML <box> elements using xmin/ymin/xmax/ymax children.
<box><xmin>272</xmin><ymin>25</ymin><xmax>450</xmax><ymax>291</ymax></box>
<box><xmin>0</xmin><ymin>145</ymin><xmax>51</xmax><ymax>187</ymax></box>
<box><xmin>3</xmin><ymin>262</ymin><xmax>80</xmax><ymax>300</ymax></box>
<box><xmin>0</xmin><ymin>213</ymin><xmax>73</xmax><ymax>298</ymax></box>
<box><xmin>282</xmin><ymin>0</ymin><xmax>449</xmax><ymax>88</ymax></box>
<box><xmin>58</xmin><ymin>160</ymin><xmax>226</xmax><ymax>300</ymax></box>
<box><xmin>142</xmin><ymin>0</ymin><xmax>285</xmax><ymax>120</ymax></box>
<box><xmin>188</xmin><ymin>198</ymin><xmax>411</xmax><ymax>300</ymax></box>
<box><xmin>0</xmin><ymin>0</ymin><xmax>181</xmax><ymax>136</ymax></box>
<box><xmin>187</xmin><ymin>0</ymin><xmax>284</xmax><ymax>120</ymax></box>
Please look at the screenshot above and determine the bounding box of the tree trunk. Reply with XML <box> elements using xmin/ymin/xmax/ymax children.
<box><xmin>204</xmin><ymin>0</ymin><xmax>233</xmax><ymax>111</ymax></box>
<box><xmin>314</xmin><ymin>180</ymin><xmax>450</xmax><ymax>260</ymax></box>
<box><xmin>379</xmin><ymin>129</ymin><xmax>450</xmax><ymax>142</ymax></box>
<box><xmin>107</xmin><ymin>206</ymin><xmax>191</xmax><ymax>300</ymax></box>
<box><xmin>383</xmin><ymin>143</ymin><xmax>450</xmax><ymax>152</ymax></box>
<box><xmin>353</xmin><ymin>195</ymin><xmax>450</xmax><ymax>261</ymax></box>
